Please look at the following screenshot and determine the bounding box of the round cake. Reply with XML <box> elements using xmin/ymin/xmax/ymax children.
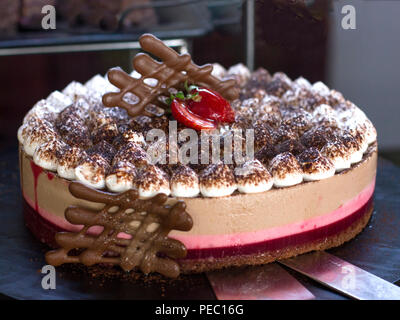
<box><xmin>18</xmin><ymin>41</ymin><xmax>377</xmax><ymax>276</ymax></box>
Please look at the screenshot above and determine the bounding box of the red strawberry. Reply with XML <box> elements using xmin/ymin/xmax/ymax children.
<box><xmin>187</xmin><ymin>87</ymin><xmax>235</xmax><ymax>123</ymax></box>
<box><xmin>170</xmin><ymin>98</ymin><xmax>216</xmax><ymax>130</ymax></box>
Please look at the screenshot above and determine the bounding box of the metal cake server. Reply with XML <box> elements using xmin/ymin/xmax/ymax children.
<box><xmin>279</xmin><ymin>251</ymin><xmax>400</xmax><ymax>300</ymax></box>
<box><xmin>207</xmin><ymin>263</ymin><xmax>315</xmax><ymax>300</ymax></box>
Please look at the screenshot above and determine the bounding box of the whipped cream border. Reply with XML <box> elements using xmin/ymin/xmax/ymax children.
<box><xmin>18</xmin><ymin>64</ymin><xmax>378</xmax><ymax>198</ymax></box>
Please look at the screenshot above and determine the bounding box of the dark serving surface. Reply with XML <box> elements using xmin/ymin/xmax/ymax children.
<box><xmin>0</xmin><ymin>144</ymin><xmax>399</xmax><ymax>300</ymax></box>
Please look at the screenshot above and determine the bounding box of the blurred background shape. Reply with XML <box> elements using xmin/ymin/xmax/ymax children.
<box><xmin>327</xmin><ymin>0</ymin><xmax>400</xmax><ymax>153</ymax></box>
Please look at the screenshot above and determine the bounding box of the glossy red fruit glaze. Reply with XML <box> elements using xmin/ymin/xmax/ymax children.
<box><xmin>187</xmin><ymin>87</ymin><xmax>235</xmax><ymax>123</ymax></box>
<box><xmin>171</xmin><ymin>98</ymin><xmax>216</xmax><ymax>130</ymax></box>
<box><xmin>30</xmin><ymin>160</ymin><xmax>43</xmax><ymax>211</ymax></box>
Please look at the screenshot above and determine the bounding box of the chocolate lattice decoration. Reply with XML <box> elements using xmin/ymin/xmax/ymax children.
<box><xmin>45</xmin><ymin>182</ymin><xmax>193</xmax><ymax>278</ymax></box>
<box><xmin>102</xmin><ymin>33</ymin><xmax>239</xmax><ymax>117</ymax></box>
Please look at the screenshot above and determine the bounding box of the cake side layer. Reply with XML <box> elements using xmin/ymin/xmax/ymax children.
<box><xmin>176</xmin><ymin>145</ymin><xmax>376</xmax><ymax>236</ymax></box>
<box><xmin>21</xmin><ymin>145</ymin><xmax>376</xmax><ymax>264</ymax></box>
<box><xmin>20</xmin><ymin>145</ymin><xmax>377</xmax><ymax>237</ymax></box>
<box><xmin>175</xmin><ymin>181</ymin><xmax>374</xmax><ymax>250</ymax></box>
<box><xmin>23</xmin><ymin>196</ymin><xmax>373</xmax><ymax>273</ymax></box>
<box><xmin>180</xmin><ymin>203</ymin><xmax>373</xmax><ymax>273</ymax></box>
<box><xmin>23</xmin><ymin>179</ymin><xmax>374</xmax><ymax>251</ymax></box>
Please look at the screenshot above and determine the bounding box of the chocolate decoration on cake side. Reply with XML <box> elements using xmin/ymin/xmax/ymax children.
<box><xmin>46</xmin><ymin>182</ymin><xmax>193</xmax><ymax>278</ymax></box>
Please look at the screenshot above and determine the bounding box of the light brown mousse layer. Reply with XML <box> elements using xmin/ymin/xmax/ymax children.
<box><xmin>20</xmin><ymin>144</ymin><xmax>377</xmax><ymax>238</ymax></box>
<box><xmin>181</xmin><ymin>203</ymin><xmax>373</xmax><ymax>273</ymax></box>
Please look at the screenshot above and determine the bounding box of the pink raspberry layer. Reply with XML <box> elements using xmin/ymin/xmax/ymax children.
<box><xmin>179</xmin><ymin>181</ymin><xmax>375</xmax><ymax>259</ymax></box>
<box><xmin>23</xmin><ymin>181</ymin><xmax>374</xmax><ymax>260</ymax></box>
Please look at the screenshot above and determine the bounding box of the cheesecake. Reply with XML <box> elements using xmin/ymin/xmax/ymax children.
<box><xmin>18</xmin><ymin>59</ymin><xmax>377</xmax><ymax>275</ymax></box>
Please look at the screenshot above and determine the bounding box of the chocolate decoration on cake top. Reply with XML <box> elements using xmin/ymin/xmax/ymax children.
<box><xmin>102</xmin><ymin>34</ymin><xmax>239</xmax><ymax>117</ymax></box>
<box><xmin>45</xmin><ymin>182</ymin><xmax>193</xmax><ymax>278</ymax></box>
